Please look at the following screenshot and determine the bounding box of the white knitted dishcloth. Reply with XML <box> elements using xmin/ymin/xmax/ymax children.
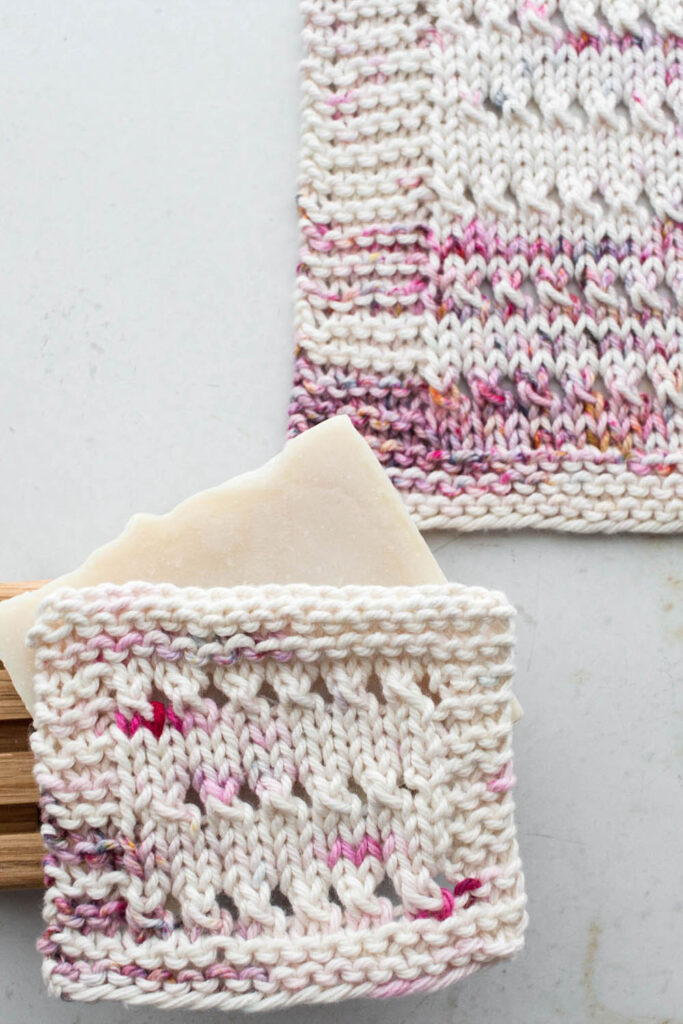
<box><xmin>29</xmin><ymin>582</ymin><xmax>526</xmax><ymax>1012</ymax></box>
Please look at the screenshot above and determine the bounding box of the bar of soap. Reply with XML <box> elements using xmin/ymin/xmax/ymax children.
<box><xmin>0</xmin><ymin>417</ymin><xmax>446</xmax><ymax>715</ymax></box>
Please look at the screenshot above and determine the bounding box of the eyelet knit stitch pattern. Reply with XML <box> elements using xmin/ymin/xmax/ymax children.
<box><xmin>289</xmin><ymin>0</ymin><xmax>683</xmax><ymax>532</ymax></box>
<box><xmin>29</xmin><ymin>581</ymin><xmax>526</xmax><ymax>1013</ymax></box>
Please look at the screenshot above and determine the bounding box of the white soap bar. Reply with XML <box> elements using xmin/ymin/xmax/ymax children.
<box><xmin>0</xmin><ymin>417</ymin><xmax>446</xmax><ymax>715</ymax></box>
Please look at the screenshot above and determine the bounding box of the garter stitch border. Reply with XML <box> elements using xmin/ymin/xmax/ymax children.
<box><xmin>289</xmin><ymin>0</ymin><xmax>683</xmax><ymax>532</ymax></box>
<box><xmin>29</xmin><ymin>581</ymin><xmax>526</xmax><ymax>1012</ymax></box>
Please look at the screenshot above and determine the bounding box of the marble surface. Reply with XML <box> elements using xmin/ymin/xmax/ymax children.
<box><xmin>0</xmin><ymin>4</ymin><xmax>681</xmax><ymax>1022</ymax></box>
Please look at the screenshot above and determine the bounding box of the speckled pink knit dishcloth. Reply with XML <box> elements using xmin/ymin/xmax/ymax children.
<box><xmin>289</xmin><ymin>0</ymin><xmax>683</xmax><ymax>531</ymax></box>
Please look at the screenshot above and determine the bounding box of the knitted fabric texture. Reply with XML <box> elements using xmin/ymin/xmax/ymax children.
<box><xmin>30</xmin><ymin>581</ymin><xmax>525</xmax><ymax>1012</ymax></box>
<box><xmin>289</xmin><ymin>0</ymin><xmax>683</xmax><ymax>532</ymax></box>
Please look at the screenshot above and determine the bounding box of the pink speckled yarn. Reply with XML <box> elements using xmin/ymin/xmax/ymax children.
<box><xmin>289</xmin><ymin>0</ymin><xmax>683</xmax><ymax>531</ymax></box>
<box><xmin>29</xmin><ymin>581</ymin><xmax>526</xmax><ymax>1012</ymax></box>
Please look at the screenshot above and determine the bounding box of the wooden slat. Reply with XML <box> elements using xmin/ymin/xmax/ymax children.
<box><xmin>0</xmin><ymin>719</ymin><xmax>31</xmax><ymax>754</ymax></box>
<box><xmin>0</xmin><ymin>581</ymin><xmax>47</xmax><ymax>602</ymax></box>
<box><xmin>0</xmin><ymin>582</ymin><xmax>48</xmax><ymax>704</ymax></box>
<box><xmin>0</xmin><ymin>750</ymin><xmax>38</xmax><ymax>804</ymax></box>
<box><xmin>0</xmin><ymin>832</ymin><xmax>43</xmax><ymax>889</ymax></box>
<box><xmin>0</xmin><ymin>581</ymin><xmax>49</xmax><ymax>889</ymax></box>
<box><xmin>0</xmin><ymin>675</ymin><xmax>30</xmax><ymax>720</ymax></box>
<box><xmin>0</xmin><ymin>802</ymin><xmax>39</xmax><ymax>835</ymax></box>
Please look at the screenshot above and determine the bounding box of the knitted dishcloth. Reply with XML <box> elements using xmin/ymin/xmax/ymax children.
<box><xmin>289</xmin><ymin>0</ymin><xmax>683</xmax><ymax>532</ymax></box>
<box><xmin>29</xmin><ymin>581</ymin><xmax>526</xmax><ymax>1012</ymax></box>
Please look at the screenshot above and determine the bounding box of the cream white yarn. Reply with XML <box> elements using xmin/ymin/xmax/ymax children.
<box><xmin>29</xmin><ymin>582</ymin><xmax>526</xmax><ymax>1011</ymax></box>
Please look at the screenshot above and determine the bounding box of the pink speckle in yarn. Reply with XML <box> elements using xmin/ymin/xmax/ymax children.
<box><xmin>116</xmin><ymin>701</ymin><xmax>182</xmax><ymax>739</ymax></box>
<box><xmin>417</xmin><ymin>878</ymin><xmax>482</xmax><ymax>921</ymax></box>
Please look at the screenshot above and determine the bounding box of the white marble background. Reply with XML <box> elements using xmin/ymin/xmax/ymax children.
<box><xmin>0</xmin><ymin>4</ymin><xmax>681</xmax><ymax>1022</ymax></box>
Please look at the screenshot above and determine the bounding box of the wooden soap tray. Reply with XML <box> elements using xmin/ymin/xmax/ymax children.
<box><xmin>0</xmin><ymin>582</ymin><xmax>46</xmax><ymax>889</ymax></box>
